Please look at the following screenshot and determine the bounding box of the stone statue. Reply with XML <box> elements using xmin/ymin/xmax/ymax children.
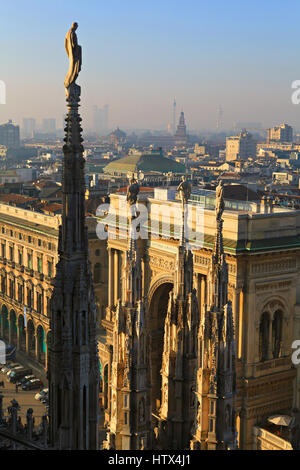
<box><xmin>126</xmin><ymin>176</ymin><xmax>139</xmax><ymax>207</ymax></box>
<box><xmin>64</xmin><ymin>22</ymin><xmax>82</xmax><ymax>98</ymax></box>
<box><xmin>177</xmin><ymin>175</ymin><xmax>191</xmax><ymax>206</ymax></box>
<box><xmin>215</xmin><ymin>180</ymin><xmax>225</xmax><ymax>220</ymax></box>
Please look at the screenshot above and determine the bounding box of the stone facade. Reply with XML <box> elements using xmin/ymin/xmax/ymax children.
<box><xmin>100</xmin><ymin>188</ymin><xmax>300</xmax><ymax>449</ymax></box>
<box><xmin>0</xmin><ymin>204</ymin><xmax>107</xmax><ymax>372</ymax></box>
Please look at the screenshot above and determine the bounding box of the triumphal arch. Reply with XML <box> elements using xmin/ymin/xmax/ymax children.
<box><xmin>99</xmin><ymin>185</ymin><xmax>300</xmax><ymax>449</ymax></box>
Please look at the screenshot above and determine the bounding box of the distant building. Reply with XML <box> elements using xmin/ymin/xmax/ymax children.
<box><xmin>0</xmin><ymin>168</ymin><xmax>37</xmax><ymax>184</ymax></box>
<box><xmin>268</xmin><ymin>123</ymin><xmax>293</xmax><ymax>143</ymax></box>
<box><xmin>109</xmin><ymin>127</ymin><xmax>127</xmax><ymax>149</ymax></box>
<box><xmin>0</xmin><ymin>120</ymin><xmax>20</xmax><ymax>148</ymax></box>
<box><xmin>226</xmin><ymin>129</ymin><xmax>256</xmax><ymax>161</ymax></box>
<box><xmin>174</xmin><ymin>111</ymin><xmax>188</xmax><ymax>146</ymax></box>
<box><xmin>22</xmin><ymin>118</ymin><xmax>36</xmax><ymax>138</ymax></box>
<box><xmin>93</xmin><ymin>105</ymin><xmax>109</xmax><ymax>135</ymax></box>
<box><xmin>42</xmin><ymin>118</ymin><xmax>56</xmax><ymax>133</ymax></box>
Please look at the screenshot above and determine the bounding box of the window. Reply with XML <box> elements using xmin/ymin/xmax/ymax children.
<box><xmin>10</xmin><ymin>230</ymin><xmax>13</xmax><ymax>237</ymax></box>
<box><xmin>1</xmin><ymin>227</ymin><xmax>5</xmax><ymax>234</ymax></box>
<box><xmin>19</xmin><ymin>233</ymin><xmax>22</xmax><ymax>240</ymax></box>
<box><xmin>37</xmin><ymin>256</ymin><xmax>42</xmax><ymax>273</ymax></box>
<box><xmin>95</xmin><ymin>249</ymin><xmax>100</xmax><ymax>256</ymax></box>
<box><xmin>93</xmin><ymin>263</ymin><xmax>101</xmax><ymax>283</ymax></box>
<box><xmin>28</xmin><ymin>253</ymin><xmax>32</xmax><ymax>270</ymax></box>
<box><xmin>28</xmin><ymin>236</ymin><xmax>32</xmax><ymax>243</ymax></box>
<box><xmin>1</xmin><ymin>244</ymin><xmax>5</xmax><ymax>258</ymax></box>
<box><xmin>47</xmin><ymin>297</ymin><xmax>51</xmax><ymax>315</ymax></box>
<box><xmin>18</xmin><ymin>284</ymin><xmax>23</xmax><ymax>303</ymax></box>
<box><xmin>47</xmin><ymin>261</ymin><xmax>53</xmax><ymax>277</ymax></box>
<box><xmin>37</xmin><ymin>292</ymin><xmax>43</xmax><ymax>313</ymax></box>
<box><xmin>9</xmin><ymin>246</ymin><xmax>14</xmax><ymax>261</ymax></box>
<box><xmin>272</xmin><ymin>310</ymin><xmax>283</xmax><ymax>358</ymax></box>
<box><xmin>18</xmin><ymin>250</ymin><xmax>22</xmax><ymax>266</ymax></box>
<box><xmin>38</xmin><ymin>239</ymin><xmax>41</xmax><ymax>247</ymax></box>
<box><xmin>259</xmin><ymin>312</ymin><xmax>269</xmax><ymax>362</ymax></box>
<box><xmin>48</xmin><ymin>242</ymin><xmax>52</xmax><ymax>251</ymax></box>
<box><xmin>27</xmin><ymin>287</ymin><xmax>32</xmax><ymax>308</ymax></box>
<box><xmin>1</xmin><ymin>276</ymin><xmax>6</xmax><ymax>294</ymax></box>
<box><xmin>9</xmin><ymin>279</ymin><xmax>14</xmax><ymax>299</ymax></box>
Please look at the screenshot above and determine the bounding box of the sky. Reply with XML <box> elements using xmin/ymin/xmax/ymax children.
<box><xmin>1</xmin><ymin>0</ymin><xmax>300</xmax><ymax>132</ymax></box>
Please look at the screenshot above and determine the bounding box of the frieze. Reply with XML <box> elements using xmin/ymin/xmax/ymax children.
<box><xmin>194</xmin><ymin>255</ymin><xmax>236</xmax><ymax>274</ymax></box>
<box><xmin>255</xmin><ymin>280</ymin><xmax>292</xmax><ymax>293</ymax></box>
<box><xmin>252</xmin><ymin>259</ymin><xmax>296</xmax><ymax>275</ymax></box>
<box><xmin>149</xmin><ymin>256</ymin><xmax>175</xmax><ymax>272</ymax></box>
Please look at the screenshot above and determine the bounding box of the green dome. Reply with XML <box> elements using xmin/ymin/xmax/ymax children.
<box><xmin>103</xmin><ymin>150</ymin><xmax>185</xmax><ymax>175</ymax></box>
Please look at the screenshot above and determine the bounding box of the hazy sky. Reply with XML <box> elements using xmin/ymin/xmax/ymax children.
<box><xmin>1</xmin><ymin>0</ymin><xmax>300</xmax><ymax>132</ymax></box>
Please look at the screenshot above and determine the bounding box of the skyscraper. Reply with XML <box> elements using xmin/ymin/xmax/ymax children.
<box><xmin>93</xmin><ymin>105</ymin><xmax>109</xmax><ymax>135</ymax></box>
<box><xmin>22</xmin><ymin>118</ymin><xmax>36</xmax><ymax>138</ymax></box>
<box><xmin>42</xmin><ymin>118</ymin><xmax>56</xmax><ymax>133</ymax></box>
<box><xmin>0</xmin><ymin>120</ymin><xmax>20</xmax><ymax>147</ymax></box>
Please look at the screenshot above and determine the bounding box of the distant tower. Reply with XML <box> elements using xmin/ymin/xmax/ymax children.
<box><xmin>48</xmin><ymin>23</ymin><xmax>99</xmax><ymax>450</ymax></box>
<box><xmin>174</xmin><ymin>111</ymin><xmax>188</xmax><ymax>146</ymax></box>
<box><xmin>172</xmin><ymin>98</ymin><xmax>176</xmax><ymax>134</ymax></box>
<box><xmin>104</xmin><ymin>104</ymin><xmax>109</xmax><ymax>134</ymax></box>
<box><xmin>216</xmin><ymin>105</ymin><xmax>223</xmax><ymax>131</ymax></box>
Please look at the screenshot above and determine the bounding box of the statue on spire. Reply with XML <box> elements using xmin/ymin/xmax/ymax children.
<box><xmin>215</xmin><ymin>180</ymin><xmax>225</xmax><ymax>221</ymax></box>
<box><xmin>64</xmin><ymin>22</ymin><xmax>82</xmax><ymax>98</ymax></box>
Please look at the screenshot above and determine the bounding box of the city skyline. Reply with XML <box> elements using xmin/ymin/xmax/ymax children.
<box><xmin>1</xmin><ymin>0</ymin><xmax>300</xmax><ymax>131</ymax></box>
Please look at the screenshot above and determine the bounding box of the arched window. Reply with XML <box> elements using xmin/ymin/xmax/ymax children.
<box><xmin>272</xmin><ymin>310</ymin><xmax>283</xmax><ymax>358</ymax></box>
<box><xmin>93</xmin><ymin>263</ymin><xmax>101</xmax><ymax>284</ymax></box>
<box><xmin>259</xmin><ymin>312</ymin><xmax>269</xmax><ymax>362</ymax></box>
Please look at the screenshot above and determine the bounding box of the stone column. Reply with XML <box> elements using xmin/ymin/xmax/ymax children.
<box><xmin>200</xmin><ymin>275</ymin><xmax>206</xmax><ymax>314</ymax></box>
<box><xmin>114</xmin><ymin>250</ymin><xmax>119</xmax><ymax>305</ymax></box>
<box><xmin>8</xmin><ymin>314</ymin><xmax>12</xmax><ymax>345</ymax></box>
<box><xmin>26</xmin><ymin>408</ymin><xmax>33</xmax><ymax>441</ymax></box>
<box><xmin>108</xmin><ymin>248</ymin><xmax>113</xmax><ymax>307</ymax></box>
<box><xmin>25</xmin><ymin>326</ymin><xmax>29</xmax><ymax>354</ymax></box>
<box><xmin>16</xmin><ymin>320</ymin><xmax>20</xmax><ymax>350</ymax></box>
<box><xmin>238</xmin><ymin>289</ymin><xmax>244</xmax><ymax>360</ymax></box>
<box><xmin>268</xmin><ymin>315</ymin><xmax>273</xmax><ymax>360</ymax></box>
<box><xmin>45</xmin><ymin>338</ymin><xmax>48</xmax><ymax>371</ymax></box>
<box><xmin>35</xmin><ymin>333</ymin><xmax>39</xmax><ymax>362</ymax></box>
<box><xmin>232</xmin><ymin>288</ymin><xmax>241</xmax><ymax>357</ymax></box>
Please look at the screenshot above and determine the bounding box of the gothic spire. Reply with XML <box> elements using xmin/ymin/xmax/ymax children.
<box><xmin>48</xmin><ymin>23</ymin><xmax>99</xmax><ymax>450</ymax></box>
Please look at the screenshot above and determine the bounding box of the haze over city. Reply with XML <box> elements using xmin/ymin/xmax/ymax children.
<box><xmin>2</xmin><ymin>0</ymin><xmax>300</xmax><ymax>132</ymax></box>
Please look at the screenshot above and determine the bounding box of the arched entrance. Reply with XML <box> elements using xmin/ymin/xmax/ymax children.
<box><xmin>9</xmin><ymin>310</ymin><xmax>17</xmax><ymax>345</ymax></box>
<box><xmin>37</xmin><ymin>325</ymin><xmax>46</xmax><ymax>365</ymax></box>
<box><xmin>2</xmin><ymin>305</ymin><xmax>9</xmax><ymax>341</ymax></box>
<box><xmin>148</xmin><ymin>280</ymin><xmax>173</xmax><ymax>413</ymax></box>
<box><xmin>27</xmin><ymin>320</ymin><xmax>35</xmax><ymax>357</ymax></box>
<box><xmin>18</xmin><ymin>315</ymin><xmax>26</xmax><ymax>351</ymax></box>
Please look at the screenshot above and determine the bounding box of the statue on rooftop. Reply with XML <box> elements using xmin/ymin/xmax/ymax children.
<box><xmin>177</xmin><ymin>175</ymin><xmax>191</xmax><ymax>206</ymax></box>
<box><xmin>126</xmin><ymin>175</ymin><xmax>140</xmax><ymax>207</ymax></box>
